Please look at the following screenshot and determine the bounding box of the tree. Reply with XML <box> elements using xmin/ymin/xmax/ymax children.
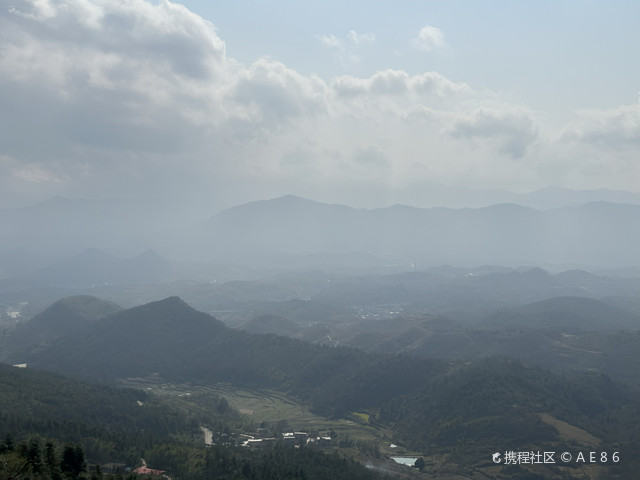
<box><xmin>45</xmin><ymin>441</ymin><xmax>62</xmax><ymax>480</ymax></box>
<box><xmin>61</xmin><ymin>444</ymin><xmax>86</xmax><ymax>479</ymax></box>
<box><xmin>26</xmin><ymin>438</ymin><xmax>43</xmax><ymax>475</ymax></box>
<box><xmin>414</xmin><ymin>457</ymin><xmax>425</xmax><ymax>471</ymax></box>
<box><xmin>1</xmin><ymin>434</ymin><xmax>14</xmax><ymax>453</ymax></box>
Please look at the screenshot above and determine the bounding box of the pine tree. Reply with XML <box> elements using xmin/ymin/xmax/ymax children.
<box><xmin>61</xmin><ymin>444</ymin><xmax>86</xmax><ymax>479</ymax></box>
<box><xmin>45</xmin><ymin>441</ymin><xmax>62</xmax><ymax>480</ymax></box>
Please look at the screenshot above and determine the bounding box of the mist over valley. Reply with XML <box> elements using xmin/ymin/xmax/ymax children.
<box><xmin>1</xmin><ymin>191</ymin><xmax>640</xmax><ymax>479</ymax></box>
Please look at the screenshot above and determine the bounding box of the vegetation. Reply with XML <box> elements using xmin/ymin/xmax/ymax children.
<box><xmin>0</xmin><ymin>363</ymin><xmax>392</xmax><ymax>480</ymax></box>
<box><xmin>0</xmin><ymin>435</ymin><xmax>391</xmax><ymax>480</ymax></box>
<box><xmin>15</xmin><ymin>297</ymin><xmax>445</xmax><ymax>419</ymax></box>
<box><xmin>146</xmin><ymin>442</ymin><xmax>390</xmax><ymax>480</ymax></box>
<box><xmin>5</xmin><ymin>295</ymin><xmax>640</xmax><ymax>478</ymax></box>
<box><xmin>0</xmin><ymin>363</ymin><xmax>222</xmax><ymax>464</ymax></box>
<box><xmin>0</xmin><ymin>436</ymin><xmax>88</xmax><ymax>480</ymax></box>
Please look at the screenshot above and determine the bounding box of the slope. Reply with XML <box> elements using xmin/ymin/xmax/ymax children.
<box><xmin>18</xmin><ymin>296</ymin><xmax>638</xmax><ymax>475</ymax></box>
<box><xmin>481</xmin><ymin>296</ymin><xmax>640</xmax><ymax>331</ymax></box>
<box><xmin>0</xmin><ymin>363</ymin><xmax>208</xmax><ymax>464</ymax></box>
<box><xmin>1</xmin><ymin>295</ymin><xmax>122</xmax><ymax>362</ymax></box>
<box><xmin>22</xmin><ymin>296</ymin><xmax>442</xmax><ymax>419</ymax></box>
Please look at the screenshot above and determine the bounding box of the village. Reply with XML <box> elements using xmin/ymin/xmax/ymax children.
<box><xmin>204</xmin><ymin>425</ymin><xmax>333</xmax><ymax>450</ymax></box>
<box><xmin>239</xmin><ymin>428</ymin><xmax>332</xmax><ymax>449</ymax></box>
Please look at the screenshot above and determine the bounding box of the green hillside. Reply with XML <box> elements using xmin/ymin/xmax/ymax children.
<box><xmin>0</xmin><ymin>363</ymin><xmax>391</xmax><ymax>480</ymax></box>
<box><xmin>1</xmin><ymin>295</ymin><xmax>122</xmax><ymax>362</ymax></box>
<box><xmin>19</xmin><ymin>297</ymin><xmax>443</xmax><ymax>418</ymax></box>
<box><xmin>9</xmin><ymin>296</ymin><xmax>640</xmax><ymax>477</ymax></box>
<box><xmin>0</xmin><ymin>363</ymin><xmax>207</xmax><ymax>464</ymax></box>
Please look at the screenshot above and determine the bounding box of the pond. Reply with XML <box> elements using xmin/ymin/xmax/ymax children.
<box><xmin>391</xmin><ymin>457</ymin><xmax>417</xmax><ymax>466</ymax></box>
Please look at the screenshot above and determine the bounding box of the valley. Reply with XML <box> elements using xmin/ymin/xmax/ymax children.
<box><xmin>2</xmin><ymin>283</ymin><xmax>639</xmax><ymax>479</ymax></box>
<box><xmin>1</xmin><ymin>196</ymin><xmax>640</xmax><ymax>479</ymax></box>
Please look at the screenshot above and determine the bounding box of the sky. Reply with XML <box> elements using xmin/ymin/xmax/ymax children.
<box><xmin>1</xmin><ymin>0</ymin><xmax>639</xmax><ymax>209</ymax></box>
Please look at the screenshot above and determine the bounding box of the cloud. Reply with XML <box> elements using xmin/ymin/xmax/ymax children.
<box><xmin>5</xmin><ymin>0</ymin><xmax>227</xmax><ymax>81</ymax></box>
<box><xmin>561</xmin><ymin>103</ymin><xmax>640</xmax><ymax>149</ymax></box>
<box><xmin>353</xmin><ymin>145</ymin><xmax>390</xmax><ymax>167</ymax></box>
<box><xmin>318</xmin><ymin>29</ymin><xmax>375</xmax><ymax>65</ymax></box>
<box><xmin>450</xmin><ymin>107</ymin><xmax>539</xmax><ymax>159</ymax></box>
<box><xmin>0</xmin><ymin>0</ymin><xmax>637</xmax><ymax>205</ymax></box>
<box><xmin>330</xmin><ymin>70</ymin><xmax>470</xmax><ymax>104</ymax></box>
<box><xmin>319</xmin><ymin>33</ymin><xmax>341</xmax><ymax>49</ymax></box>
<box><xmin>0</xmin><ymin>154</ymin><xmax>67</xmax><ymax>191</ymax></box>
<box><xmin>13</xmin><ymin>163</ymin><xmax>65</xmax><ymax>184</ymax></box>
<box><xmin>542</xmin><ymin>101</ymin><xmax>640</xmax><ymax>192</ymax></box>
<box><xmin>0</xmin><ymin>0</ymin><xmax>233</xmax><ymax>159</ymax></box>
<box><xmin>347</xmin><ymin>30</ymin><xmax>375</xmax><ymax>46</ymax></box>
<box><xmin>0</xmin><ymin>0</ymin><xmax>537</xmax><ymax>202</ymax></box>
<box><xmin>413</xmin><ymin>25</ymin><xmax>446</xmax><ymax>51</ymax></box>
<box><xmin>232</xmin><ymin>58</ymin><xmax>327</xmax><ymax>126</ymax></box>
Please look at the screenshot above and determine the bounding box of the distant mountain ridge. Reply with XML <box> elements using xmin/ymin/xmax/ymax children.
<box><xmin>512</xmin><ymin>186</ymin><xmax>640</xmax><ymax>209</ymax></box>
<box><xmin>0</xmin><ymin>196</ymin><xmax>202</xmax><ymax>270</ymax></box>
<box><xmin>1</xmin><ymin>248</ymin><xmax>177</xmax><ymax>289</ymax></box>
<box><xmin>2</xmin><ymin>190</ymin><xmax>640</xmax><ymax>274</ymax></box>
<box><xmin>483</xmin><ymin>296</ymin><xmax>640</xmax><ymax>331</ymax></box>
<box><xmin>385</xmin><ymin>184</ymin><xmax>640</xmax><ymax>209</ymax></box>
<box><xmin>202</xmin><ymin>195</ymin><xmax>640</xmax><ymax>268</ymax></box>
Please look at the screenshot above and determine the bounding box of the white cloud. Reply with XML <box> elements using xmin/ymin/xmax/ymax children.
<box><xmin>0</xmin><ymin>155</ymin><xmax>67</xmax><ymax>190</ymax></box>
<box><xmin>319</xmin><ymin>33</ymin><xmax>341</xmax><ymax>49</ymax></box>
<box><xmin>13</xmin><ymin>163</ymin><xmax>65</xmax><ymax>184</ymax></box>
<box><xmin>450</xmin><ymin>107</ymin><xmax>539</xmax><ymax>159</ymax></box>
<box><xmin>413</xmin><ymin>25</ymin><xmax>446</xmax><ymax>51</ymax></box>
<box><xmin>0</xmin><ymin>0</ymin><xmax>637</xmax><ymax>205</ymax></box>
<box><xmin>232</xmin><ymin>58</ymin><xmax>327</xmax><ymax>125</ymax></box>
<box><xmin>539</xmin><ymin>101</ymin><xmax>640</xmax><ymax>192</ymax></box>
<box><xmin>317</xmin><ymin>29</ymin><xmax>375</xmax><ymax>65</ymax></box>
<box><xmin>561</xmin><ymin>103</ymin><xmax>640</xmax><ymax>149</ymax></box>
<box><xmin>331</xmin><ymin>70</ymin><xmax>469</xmax><ymax>99</ymax></box>
<box><xmin>0</xmin><ymin>0</ymin><xmax>537</xmax><ymax>201</ymax></box>
<box><xmin>347</xmin><ymin>30</ymin><xmax>375</xmax><ymax>46</ymax></box>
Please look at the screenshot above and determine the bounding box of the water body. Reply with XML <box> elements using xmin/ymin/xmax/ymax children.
<box><xmin>391</xmin><ymin>457</ymin><xmax>417</xmax><ymax>466</ymax></box>
<box><xmin>201</xmin><ymin>426</ymin><xmax>213</xmax><ymax>446</ymax></box>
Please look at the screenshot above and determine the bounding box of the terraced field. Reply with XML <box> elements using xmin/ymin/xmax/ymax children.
<box><xmin>120</xmin><ymin>376</ymin><xmax>394</xmax><ymax>447</ymax></box>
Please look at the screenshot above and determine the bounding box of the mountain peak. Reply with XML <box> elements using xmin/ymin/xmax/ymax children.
<box><xmin>30</xmin><ymin>295</ymin><xmax>122</xmax><ymax>327</ymax></box>
<box><xmin>137</xmin><ymin>248</ymin><xmax>162</xmax><ymax>258</ymax></box>
<box><xmin>156</xmin><ymin>295</ymin><xmax>187</xmax><ymax>307</ymax></box>
<box><xmin>120</xmin><ymin>296</ymin><xmax>224</xmax><ymax>329</ymax></box>
<box><xmin>132</xmin><ymin>296</ymin><xmax>192</xmax><ymax>314</ymax></box>
<box><xmin>271</xmin><ymin>194</ymin><xmax>310</xmax><ymax>203</ymax></box>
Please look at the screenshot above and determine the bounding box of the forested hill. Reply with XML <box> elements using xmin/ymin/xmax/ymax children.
<box><xmin>0</xmin><ymin>363</ymin><xmax>205</xmax><ymax>463</ymax></box>
<box><xmin>2</xmin><ymin>295</ymin><xmax>122</xmax><ymax>361</ymax></box>
<box><xmin>0</xmin><ymin>363</ymin><xmax>391</xmax><ymax>480</ymax></box>
<box><xmin>17</xmin><ymin>296</ymin><xmax>444</xmax><ymax>417</ymax></box>
<box><xmin>10</xmin><ymin>296</ymin><xmax>640</xmax><ymax>475</ymax></box>
<box><xmin>13</xmin><ymin>297</ymin><xmax>633</xmax><ymax>415</ymax></box>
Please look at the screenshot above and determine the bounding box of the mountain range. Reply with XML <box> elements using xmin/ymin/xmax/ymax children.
<box><xmin>201</xmin><ymin>195</ymin><xmax>640</xmax><ymax>269</ymax></box>
<box><xmin>1</xmin><ymin>190</ymin><xmax>640</xmax><ymax>277</ymax></box>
